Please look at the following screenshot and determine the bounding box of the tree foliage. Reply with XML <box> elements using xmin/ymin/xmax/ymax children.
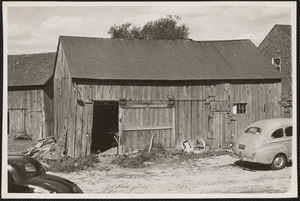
<box><xmin>108</xmin><ymin>15</ymin><xmax>190</xmax><ymax>40</ymax></box>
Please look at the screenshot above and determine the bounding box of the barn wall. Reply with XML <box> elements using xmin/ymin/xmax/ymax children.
<box><xmin>54</xmin><ymin>43</ymin><xmax>94</xmax><ymax>158</ymax></box>
<box><xmin>43</xmin><ymin>79</ymin><xmax>54</xmax><ymax>137</ymax></box>
<box><xmin>72</xmin><ymin>80</ymin><xmax>283</xmax><ymax>152</ymax></box>
<box><xmin>54</xmin><ymin>42</ymin><xmax>75</xmax><ymax>156</ymax></box>
<box><xmin>8</xmin><ymin>87</ymin><xmax>53</xmax><ymax>139</ymax></box>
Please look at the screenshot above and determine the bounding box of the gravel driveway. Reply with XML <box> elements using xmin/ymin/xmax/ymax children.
<box><xmin>51</xmin><ymin>153</ymin><xmax>292</xmax><ymax>195</ymax></box>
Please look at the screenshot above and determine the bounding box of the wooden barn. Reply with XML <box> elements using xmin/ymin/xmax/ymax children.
<box><xmin>8</xmin><ymin>52</ymin><xmax>56</xmax><ymax>139</ymax></box>
<box><xmin>54</xmin><ymin>36</ymin><xmax>284</xmax><ymax>157</ymax></box>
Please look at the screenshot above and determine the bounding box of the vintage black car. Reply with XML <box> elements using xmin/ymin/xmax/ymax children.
<box><xmin>8</xmin><ymin>155</ymin><xmax>83</xmax><ymax>193</ymax></box>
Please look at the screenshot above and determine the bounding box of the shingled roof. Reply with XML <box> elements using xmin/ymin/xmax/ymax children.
<box><xmin>8</xmin><ymin>52</ymin><xmax>56</xmax><ymax>87</ymax></box>
<box><xmin>59</xmin><ymin>36</ymin><xmax>282</xmax><ymax>81</ymax></box>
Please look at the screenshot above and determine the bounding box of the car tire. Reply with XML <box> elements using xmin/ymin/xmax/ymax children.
<box><xmin>271</xmin><ymin>154</ymin><xmax>287</xmax><ymax>170</ymax></box>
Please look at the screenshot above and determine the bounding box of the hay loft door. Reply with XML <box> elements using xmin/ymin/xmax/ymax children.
<box><xmin>119</xmin><ymin>100</ymin><xmax>176</xmax><ymax>153</ymax></box>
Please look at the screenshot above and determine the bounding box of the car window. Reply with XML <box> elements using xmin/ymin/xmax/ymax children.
<box><xmin>245</xmin><ymin>127</ymin><xmax>262</xmax><ymax>134</ymax></box>
<box><xmin>271</xmin><ymin>128</ymin><xmax>284</xmax><ymax>139</ymax></box>
<box><xmin>285</xmin><ymin>126</ymin><xmax>292</xmax><ymax>137</ymax></box>
<box><xmin>24</xmin><ymin>162</ymin><xmax>37</xmax><ymax>173</ymax></box>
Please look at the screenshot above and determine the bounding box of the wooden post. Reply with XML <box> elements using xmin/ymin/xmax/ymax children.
<box><xmin>171</xmin><ymin>106</ymin><xmax>176</xmax><ymax>148</ymax></box>
<box><xmin>118</xmin><ymin>106</ymin><xmax>124</xmax><ymax>154</ymax></box>
<box><xmin>57</xmin><ymin>117</ymin><xmax>68</xmax><ymax>164</ymax></box>
<box><xmin>148</xmin><ymin>133</ymin><xmax>155</xmax><ymax>153</ymax></box>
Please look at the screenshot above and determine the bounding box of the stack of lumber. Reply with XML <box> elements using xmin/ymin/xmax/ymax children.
<box><xmin>14</xmin><ymin>133</ymin><xmax>32</xmax><ymax>140</ymax></box>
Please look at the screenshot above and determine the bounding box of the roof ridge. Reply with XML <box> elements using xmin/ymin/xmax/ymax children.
<box><xmin>60</xmin><ymin>35</ymin><xmax>250</xmax><ymax>43</ymax></box>
<box><xmin>8</xmin><ymin>52</ymin><xmax>56</xmax><ymax>57</ymax></box>
<box><xmin>275</xmin><ymin>24</ymin><xmax>291</xmax><ymax>27</ymax></box>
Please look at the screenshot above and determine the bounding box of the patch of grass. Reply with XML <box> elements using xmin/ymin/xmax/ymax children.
<box><xmin>7</xmin><ymin>134</ymin><xmax>34</xmax><ymax>154</ymax></box>
<box><xmin>111</xmin><ymin>149</ymin><xmax>231</xmax><ymax>168</ymax></box>
<box><xmin>177</xmin><ymin>149</ymin><xmax>229</xmax><ymax>160</ymax></box>
<box><xmin>111</xmin><ymin>151</ymin><xmax>156</xmax><ymax>168</ymax></box>
<box><xmin>44</xmin><ymin>154</ymin><xmax>99</xmax><ymax>173</ymax></box>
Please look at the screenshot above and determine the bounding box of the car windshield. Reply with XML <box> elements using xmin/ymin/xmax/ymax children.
<box><xmin>245</xmin><ymin>127</ymin><xmax>262</xmax><ymax>134</ymax></box>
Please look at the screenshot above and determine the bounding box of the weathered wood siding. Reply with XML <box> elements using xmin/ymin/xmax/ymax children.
<box><xmin>54</xmin><ymin>43</ymin><xmax>94</xmax><ymax>158</ymax></box>
<box><xmin>54</xmin><ymin>43</ymin><xmax>74</xmax><ymax>156</ymax></box>
<box><xmin>43</xmin><ymin>80</ymin><xmax>54</xmax><ymax>137</ymax></box>
<box><xmin>69</xmin><ymin>80</ymin><xmax>283</xmax><ymax>152</ymax></box>
<box><xmin>8</xmin><ymin>86</ymin><xmax>54</xmax><ymax>139</ymax></box>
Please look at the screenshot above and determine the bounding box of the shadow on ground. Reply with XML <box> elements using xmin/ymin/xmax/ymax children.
<box><xmin>233</xmin><ymin>160</ymin><xmax>292</xmax><ymax>171</ymax></box>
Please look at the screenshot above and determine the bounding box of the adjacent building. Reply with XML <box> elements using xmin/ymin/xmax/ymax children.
<box><xmin>259</xmin><ymin>24</ymin><xmax>292</xmax><ymax>117</ymax></box>
<box><xmin>8</xmin><ymin>53</ymin><xmax>56</xmax><ymax>139</ymax></box>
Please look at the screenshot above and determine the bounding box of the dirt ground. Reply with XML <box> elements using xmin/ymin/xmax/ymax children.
<box><xmin>51</xmin><ymin>151</ymin><xmax>292</xmax><ymax>194</ymax></box>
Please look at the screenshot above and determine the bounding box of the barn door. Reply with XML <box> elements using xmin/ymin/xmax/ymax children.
<box><xmin>8</xmin><ymin>108</ymin><xmax>27</xmax><ymax>135</ymax></box>
<box><xmin>119</xmin><ymin>100</ymin><xmax>175</xmax><ymax>153</ymax></box>
<box><xmin>29</xmin><ymin>111</ymin><xmax>43</xmax><ymax>140</ymax></box>
<box><xmin>208</xmin><ymin>112</ymin><xmax>231</xmax><ymax>149</ymax></box>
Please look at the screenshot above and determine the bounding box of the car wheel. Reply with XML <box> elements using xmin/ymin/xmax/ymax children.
<box><xmin>271</xmin><ymin>154</ymin><xmax>287</xmax><ymax>170</ymax></box>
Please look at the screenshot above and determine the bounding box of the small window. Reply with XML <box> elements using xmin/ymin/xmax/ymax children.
<box><xmin>285</xmin><ymin>126</ymin><xmax>292</xmax><ymax>137</ymax></box>
<box><xmin>271</xmin><ymin>128</ymin><xmax>284</xmax><ymax>139</ymax></box>
<box><xmin>232</xmin><ymin>103</ymin><xmax>247</xmax><ymax>114</ymax></box>
<box><xmin>24</xmin><ymin>162</ymin><xmax>37</xmax><ymax>173</ymax></box>
<box><xmin>272</xmin><ymin>58</ymin><xmax>281</xmax><ymax>65</ymax></box>
<box><xmin>272</xmin><ymin>58</ymin><xmax>281</xmax><ymax>72</ymax></box>
<box><xmin>245</xmin><ymin>127</ymin><xmax>262</xmax><ymax>134</ymax></box>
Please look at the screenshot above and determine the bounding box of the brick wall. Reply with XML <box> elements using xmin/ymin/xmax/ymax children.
<box><xmin>259</xmin><ymin>26</ymin><xmax>292</xmax><ymax>101</ymax></box>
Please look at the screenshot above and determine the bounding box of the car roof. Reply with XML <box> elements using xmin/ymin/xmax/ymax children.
<box><xmin>8</xmin><ymin>155</ymin><xmax>39</xmax><ymax>164</ymax></box>
<box><xmin>247</xmin><ymin>118</ymin><xmax>292</xmax><ymax>132</ymax></box>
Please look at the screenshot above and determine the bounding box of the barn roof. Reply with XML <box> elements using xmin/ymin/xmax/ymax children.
<box><xmin>8</xmin><ymin>52</ymin><xmax>56</xmax><ymax>87</ymax></box>
<box><xmin>276</xmin><ymin>24</ymin><xmax>291</xmax><ymax>37</ymax></box>
<box><xmin>59</xmin><ymin>36</ymin><xmax>282</xmax><ymax>81</ymax></box>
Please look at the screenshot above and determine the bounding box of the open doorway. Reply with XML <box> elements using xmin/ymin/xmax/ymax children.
<box><xmin>91</xmin><ymin>101</ymin><xmax>119</xmax><ymax>153</ymax></box>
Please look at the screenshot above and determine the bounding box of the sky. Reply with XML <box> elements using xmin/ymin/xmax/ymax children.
<box><xmin>4</xmin><ymin>2</ymin><xmax>295</xmax><ymax>55</ymax></box>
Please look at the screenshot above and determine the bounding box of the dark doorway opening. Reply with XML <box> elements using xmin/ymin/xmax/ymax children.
<box><xmin>91</xmin><ymin>101</ymin><xmax>119</xmax><ymax>153</ymax></box>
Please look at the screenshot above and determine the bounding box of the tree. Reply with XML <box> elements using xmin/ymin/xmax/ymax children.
<box><xmin>108</xmin><ymin>23</ymin><xmax>135</xmax><ymax>40</ymax></box>
<box><xmin>108</xmin><ymin>15</ymin><xmax>189</xmax><ymax>40</ymax></box>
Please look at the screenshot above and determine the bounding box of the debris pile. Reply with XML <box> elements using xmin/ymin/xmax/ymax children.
<box><xmin>14</xmin><ymin>133</ymin><xmax>32</xmax><ymax>140</ymax></box>
<box><xmin>182</xmin><ymin>138</ymin><xmax>209</xmax><ymax>154</ymax></box>
<box><xmin>24</xmin><ymin>136</ymin><xmax>62</xmax><ymax>161</ymax></box>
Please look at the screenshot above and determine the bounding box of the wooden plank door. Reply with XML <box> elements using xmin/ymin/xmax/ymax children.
<box><xmin>208</xmin><ymin>112</ymin><xmax>231</xmax><ymax>149</ymax></box>
<box><xmin>8</xmin><ymin>109</ymin><xmax>26</xmax><ymax>135</ymax></box>
<box><xmin>119</xmin><ymin>101</ymin><xmax>175</xmax><ymax>153</ymax></box>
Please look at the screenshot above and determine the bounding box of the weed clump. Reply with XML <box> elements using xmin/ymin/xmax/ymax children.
<box><xmin>111</xmin><ymin>151</ymin><xmax>156</xmax><ymax>168</ymax></box>
<box><xmin>44</xmin><ymin>154</ymin><xmax>99</xmax><ymax>173</ymax></box>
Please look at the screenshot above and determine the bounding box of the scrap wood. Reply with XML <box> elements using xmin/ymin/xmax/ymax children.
<box><xmin>14</xmin><ymin>133</ymin><xmax>32</xmax><ymax>140</ymax></box>
<box><xmin>56</xmin><ymin>118</ymin><xmax>68</xmax><ymax>164</ymax></box>
<box><xmin>148</xmin><ymin>133</ymin><xmax>155</xmax><ymax>153</ymax></box>
<box><xmin>24</xmin><ymin>136</ymin><xmax>61</xmax><ymax>161</ymax></box>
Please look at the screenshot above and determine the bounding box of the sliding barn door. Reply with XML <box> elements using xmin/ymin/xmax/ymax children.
<box><xmin>119</xmin><ymin>101</ymin><xmax>175</xmax><ymax>153</ymax></box>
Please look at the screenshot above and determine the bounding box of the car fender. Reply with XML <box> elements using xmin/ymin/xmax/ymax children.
<box><xmin>255</xmin><ymin>143</ymin><xmax>289</xmax><ymax>164</ymax></box>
